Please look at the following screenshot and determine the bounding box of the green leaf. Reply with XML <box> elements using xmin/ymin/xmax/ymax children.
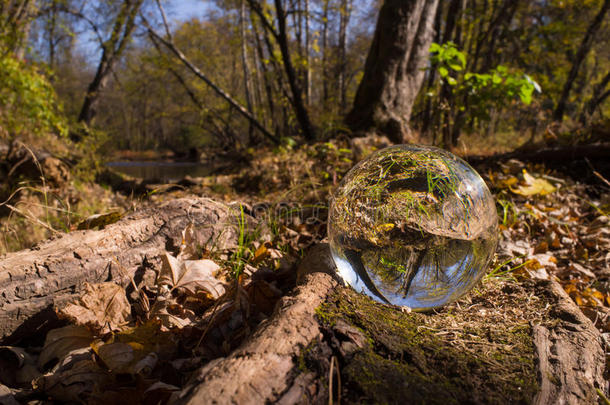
<box><xmin>439</xmin><ymin>66</ymin><xmax>449</xmax><ymax>77</ymax></box>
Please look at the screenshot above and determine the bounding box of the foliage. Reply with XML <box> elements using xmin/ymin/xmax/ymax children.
<box><xmin>0</xmin><ymin>53</ymin><xmax>67</xmax><ymax>140</ymax></box>
<box><xmin>428</xmin><ymin>42</ymin><xmax>540</xmax><ymax>139</ymax></box>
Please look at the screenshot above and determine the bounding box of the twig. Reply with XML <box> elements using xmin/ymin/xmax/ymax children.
<box><xmin>4</xmin><ymin>204</ymin><xmax>61</xmax><ymax>234</ymax></box>
<box><xmin>328</xmin><ymin>355</ymin><xmax>341</xmax><ymax>405</ymax></box>
<box><xmin>585</xmin><ymin>157</ymin><xmax>610</xmax><ymax>187</ymax></box>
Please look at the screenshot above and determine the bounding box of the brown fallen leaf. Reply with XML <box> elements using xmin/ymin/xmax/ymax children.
<box><xmin>159</xmin><ymin>253</ymin><xmax>225</xmax><ymax>298</ymax></box>
<box><xmin>34</xmin><ymin>349</ymin><xmax>110</xmax><ymax>403</ymax></box>
<box><xmin>92</xmin><ymin>341</ymin><xmax>158</xmax><ymax>375</ymax></box>
<box><xmin>0</xmin><ymin>346</ymin><xmax>41</xmax><ymax>387</ymax></box>
<box><xmin>59</xmin><ymin>282</ymin><xmax>131</xmax><ymax>333</ymax></box>
<box><xmin>38</xmin><ymin>325</ymin><xmax>94</xmax><ymax>370</ymax></box>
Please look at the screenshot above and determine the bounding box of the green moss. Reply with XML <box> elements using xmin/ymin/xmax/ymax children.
<box><xmin>316</xmin><ymin>286</ymin><xmax>539</xmax><ymax>404</ymax></box>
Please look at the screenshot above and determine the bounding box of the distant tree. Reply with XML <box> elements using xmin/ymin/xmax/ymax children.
<box><xmin>0</xmin><ymin>0</ymin><xmax>38</xmax><ymax>56</ymax></box>
<box><xmin>247</xmin><ymin>0</ymin><xmax>315</xmax><ymax>140</ymax></box>
<box><xmin>77</xmin><ymin>0</ymin><xmax>144</xmax><ymax>128</ymax></box>
<box><xmin>553</xmin><ymin>0</ymin><xmax>610</xmax><ymax>122</ymax></box>
<box><xmin>346</xmin><ymin>0</ymin><xmax>440</xmax><ymax>143</ymax></box>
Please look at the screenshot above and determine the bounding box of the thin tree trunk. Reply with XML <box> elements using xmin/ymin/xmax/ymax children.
<box><xmin>251</xmin><ymin>15</ymin><xmax>277</xmax><ymax>134</ymax></box>
<box><xmin>273</xmin><ymin>0</ymin><xmax>315</xmax><ymax>140</ymax></box>
<box><xmin>77</xmin><ymin>0</ymin><xmax>143</xmax><ymax>127</ymax></box>
<box><xmin>146</xmin><ymin>24</ymin><xmax>280</xmax><ymax>145</ymax></box>
<box><xmin>248</xmin><ymin>0</ymin><xmax>315</xmax><ymax>140</ymax></box>
<box><xmin>346</xmin><ymin>0</ymin><xmax>440</xmax><ymax>143</ymax></box>
<box><xmin>338</xmin><ymin>0</ymin><xmax>352</xmax><ymax>114</ymax></box>
<box><xmin>240</xmin><ymin>0</ymin><xmax>256</xmax><ymax>143</ymax></box>
<box><xmin>321</xmin><ymin>0</ymin><xmax>330</xmax><ymax>106</ymax></box>
<box><xmin>304</xmin><ymin>0</ymin><xmax>311</xmax><ymax>106</ymax></box>
<box><xmin>553</xmin><ymin>0</ymin><xmax>610</xmax><ymax>122</ymax></box>
<box><xmin>579</xmin><ymin>70</ymin><xmax>610</xmax><ymax>126</ymax></box>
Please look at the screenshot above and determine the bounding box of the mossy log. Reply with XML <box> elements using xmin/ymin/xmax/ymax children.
<box><xmin>0</xmin><ymin>199</ymin><xmax>606</xmax><ymax>404</ymax></box>
<box><xmin>0</xmin><ymin>198</ymin><xmax>247</xmax><ymax>344</ymax></box>
<box><xmin>175</xmin><ymin>248</ymin><xmax>607</xmax><ymax>405</ymax></box>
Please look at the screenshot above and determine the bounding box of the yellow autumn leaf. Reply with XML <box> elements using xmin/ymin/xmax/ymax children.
<box><xmin>252</xmin><ymin>245</ymin><xmax>269</xmax><ymax>264</ymax></box>
<box><xmin>511</xmin><ymin>170</ymin><xmax>556</xmax><ymax>196</ymax></box>
<box><xmin>376</xmin><ymin>223</ymin><xmax>395</xmax><ymax>233</ymax></box>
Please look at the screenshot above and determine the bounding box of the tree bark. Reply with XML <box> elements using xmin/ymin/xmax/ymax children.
<box><xmin>321</xmin><ymin>0</ymin><xmax>330</xmax><ymax>107</ymax></box>
<box><xmin>304</xmin><ymin>0</ymin><xmax>311</xmax><ymax>106</ymax></box>
<box><xmin>346</xmin><ymin>0</ymin><xmax>440</xmax><ymax>143</ymax></box>
<box><xmin>272</xmin><ymin>0</ymin><xmax>316</xmax><ymax>140</ymax></box>
<box><xmin>171</xmin><ymin>252</ymin><xmax>606</xmax><ymax>404</ymax></box>
<box><xmin>553</xmin><ymin>0</ymin><xmax>610</xmax><ymax>122</ymax></box>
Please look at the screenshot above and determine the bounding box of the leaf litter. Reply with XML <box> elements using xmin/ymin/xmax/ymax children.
<box><xmin>1</xmin><ymin>139</ymin><xmax>609</xmax><ymax>402</ymax></box>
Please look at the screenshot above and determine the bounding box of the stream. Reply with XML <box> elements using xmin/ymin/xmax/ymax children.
<box><xmin>106</xmin><ymin>161</ymin><xmax>212</xmax><ymax>182</ymax></box>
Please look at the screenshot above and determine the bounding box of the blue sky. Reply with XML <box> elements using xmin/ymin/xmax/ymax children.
<box><xmin>165</xmin><ymin>0</ymin><xmax>215</xmax><ymax>23</ymax></box>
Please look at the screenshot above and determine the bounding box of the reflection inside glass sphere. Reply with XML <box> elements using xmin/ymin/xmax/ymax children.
<box><xmin>328</xmin><ymin>145</ymin><xmax>498</xmax><ymax>311</ymax></box>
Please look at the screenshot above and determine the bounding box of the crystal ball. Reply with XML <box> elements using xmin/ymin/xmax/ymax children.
<box><xmin>328</xmin><ymin>145</ymin><xmax>498</xmax><ymax>311</ymax></box>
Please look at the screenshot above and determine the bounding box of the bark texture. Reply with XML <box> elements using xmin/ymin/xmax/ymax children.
<box><xmin>172</xmin><ymin>273</ymin><xmax>338</xmax><ymax>405</ymax></box>
<box><xmin>532</xmin><ymin>280</ymin><xmax>606</xmax><ymax>405</ymax></box>
<box><xmin>0</xmin><ymin>198</ymin><xmax>249</xmax><ymax>344</ymax></box>
<box><xmin>346</xmin><ymin>0</ymin><xmax>440</xmax><ymax>143</ymax></box>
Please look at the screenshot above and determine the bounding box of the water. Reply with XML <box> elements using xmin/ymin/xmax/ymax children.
<box><xmin>106</xmin><ymin>161</ymin><xmax>211</xmax><ymax>182</ymax></box>
<box><xmin>328</xmin><ymin>145</ymin><xmax>498</xmax><ymax>311</ymax></box>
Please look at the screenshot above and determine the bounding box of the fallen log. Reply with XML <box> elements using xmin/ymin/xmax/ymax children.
<box><xmin>0</xmin><ymin>198</ymin><xmax>248</xmax><ymax>344</ymax></box>
<box><xmin>173</xmin><ymin>247</ymin><xmax>607</xmax><ymax>405</ymax></box>
<box><xmin>0</xmin><ymin>200</ymin><xmax>607</xmax><ymax>404</ymax></box>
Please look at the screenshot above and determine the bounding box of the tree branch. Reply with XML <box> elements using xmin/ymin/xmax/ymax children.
<box><xmin>143</xmin><ymin>18</ymin><xmax>280</xmax><ymax>145</ymax></box>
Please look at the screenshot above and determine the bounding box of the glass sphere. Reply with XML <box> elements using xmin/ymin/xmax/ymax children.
<box><xmin>328</xmin><ymin>145</ymin><xmax>498</xmax><ymax>311</ymax></box>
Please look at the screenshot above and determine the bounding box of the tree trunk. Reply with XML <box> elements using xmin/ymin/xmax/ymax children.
<box><xmin>346</xmin><ymin>0</ymin><xmax>440</xmax><ymax>143</ymax></box>
<box><xmin>251</xmin><ymin>15</ymin><xmax>277</xmax><ymax>134</ymax></box>
<box><xmin>272</xmin><ymin>0</ymin><xmax>315</xmax><ymax>140</ymax></box>
<box><xmin>146</xmin><ymin>24</ymin><xmax>280</xmax><ymax>145</ymax></box>
<box><xmin>240</xmin><ymin>0</ymin><xmax>256</xmax><ymax>143</ymax></box>
<box><xmin>553</xmin><ymin>0</ymin><xmax>610</xmax><ymax>122</ymax></box>
<box><xmin>77</xmin><ymin>0</ymin><xmax>143</xmax><ymax>127</ymax></box>
<box><xmin>579</xmin><ymin>70</ymin><xmax>610</xmax><ymax>126</ymax></box>
<box><xmin>338</xmin><ymin>0</ymin><xmax>352</xmax><ymax>114</ymax></box>
<box><xmin>304</xmin><ymin>0</ymin><xmax>311</xmax><ymax>106</ymax></box>
<box><xmin>321</xmin><ymin>0</ymin><xmax>330</xmax><ymax>107</ymax></box>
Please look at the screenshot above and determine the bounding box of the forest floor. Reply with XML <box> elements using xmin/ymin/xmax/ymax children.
<box><xmin>0</xmin><ymin>136</ymin><xmax>609</xmax><ymax>403</ymax></box>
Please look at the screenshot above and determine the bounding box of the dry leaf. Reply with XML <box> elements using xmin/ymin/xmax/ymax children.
<box><xmin>93</xmin><ymin>342</ymin><xmax>134</xmax><ymax>372</ymax></box>
<box><xmin>511</xmin><ymin>170</ymin><xmax>556</xmax><ymax>196</ymax></box>
<box><xmin>59</xmin><ymin>282</ymin><xmax>131</xmax><ymax>333</ymax></box>
<box><xmin>159</xmin><ymin>253</ymin><xmax>225</xmax><ymax>298</ymax></box>
<box><xmin>34</xmin><ymin>350</ymin><xmax>109</xmax><ymax>403</ymax></box>
<box><xmin>0</xmin><ymin>346</ymin><xmax>41</xmax><ymax>386</ymax></box>
<box><xmin>38</xmin><ymin>325</ymin><xmax>94</xmax><ymax>370</ymax></box>
<box><xmin>0</xmin><ymin>384</ymin><xmax>19</xmax><ymax>405</ymax></box>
